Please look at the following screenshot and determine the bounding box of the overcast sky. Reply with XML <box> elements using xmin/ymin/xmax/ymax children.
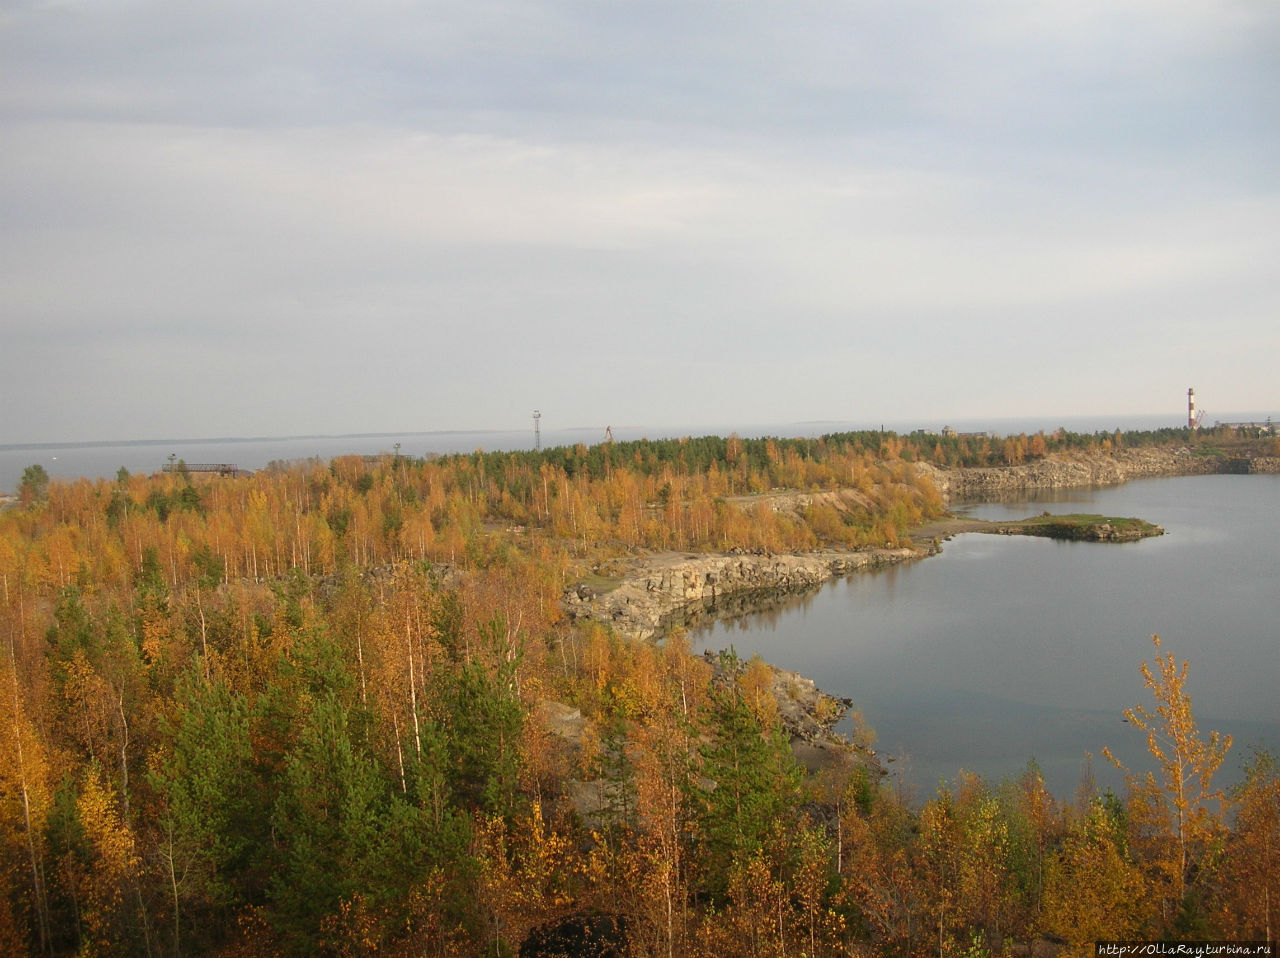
<box><xmin>2</xmin><ymin>0</ymin><xmax>1277</xmax><ymax>443</ymax></box>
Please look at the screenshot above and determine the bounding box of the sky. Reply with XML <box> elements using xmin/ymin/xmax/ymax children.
<box><xmin>2</xmin><ymin>0</ymin><xmax>1277</xmax><ymax>444</ymax></box>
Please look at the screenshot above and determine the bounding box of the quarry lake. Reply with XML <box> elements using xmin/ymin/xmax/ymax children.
<box><xmin>694</xmin><ymin>473</ymin><xmax>1280</xmax><ymax>799</ymax></box>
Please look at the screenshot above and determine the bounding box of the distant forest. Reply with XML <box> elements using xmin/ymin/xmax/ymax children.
<box><xmin>1</xmin><ymin>426</ymin><xmax>1275</xmax><ymax>956</ymax></box>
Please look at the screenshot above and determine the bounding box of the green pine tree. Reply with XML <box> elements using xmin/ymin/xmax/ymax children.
<box><xmin>688</xmin><ymin>661</ymin><xmax>801</xmax><ymax>898</ymax></box>
<box><xmin>148</xmin><ymin>673</ymin><xmax>257</xmax><ymax>953</ymax></box>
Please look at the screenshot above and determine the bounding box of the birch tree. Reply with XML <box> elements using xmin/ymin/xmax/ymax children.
<box><xmin>1104</xmin><ymin>635</ymin><xmax>1232</xmax><ymax>924</ymax></box>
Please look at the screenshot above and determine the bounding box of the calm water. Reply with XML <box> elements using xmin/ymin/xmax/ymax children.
<box><xmin>696</xmin><ymin>475</ymin><xmax>1280</xmax><ymax>799</ymax></box>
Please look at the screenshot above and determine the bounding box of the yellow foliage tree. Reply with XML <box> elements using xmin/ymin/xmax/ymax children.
<box><xmin>0</xmin><ymin>656</ymin><xmax>52</xmax><ymax>953</ymax></box>
<box><xmin>472</xmin><ymin>803</ymin><xmax>580</xmax><ymax>954</ymax></box>
<box><xmin>1217</xmin><ymin>749</ymin><xmax>1279</xmax><ymax>940</ymax></box>
<box><xmin>1040</xmin><ymin>799</ymin><xmax>1152</xmax><ymax>953</ymax></box>
<box><xmin>67</xmin><ymin>764</ymin><xmax>143</xmax><ymax>955</ymax></box>
<box><xmin>1104</xmin><ymin>635</ymin><xmax>1232</xmax><ymax>923</ymax></box>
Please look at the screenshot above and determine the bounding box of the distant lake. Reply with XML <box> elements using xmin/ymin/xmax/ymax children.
<box><xmin>8</xmin><ymin>411</ymin><xmax>1271</xmax><ymax>494</ymax></box>
<box><xmin>695</xmin><ymin>475</ymin><xmax>1280</xmax><ymax>799</ymax></box>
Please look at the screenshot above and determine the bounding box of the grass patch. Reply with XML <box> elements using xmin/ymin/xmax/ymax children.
<box><xmin>1007</xmin><ymin>513</ymin><xmax>1162</xmax><ymax>541</ymax></box>
<box><xmin>577</xmin><ymin>573</ymin><xmax>624</xmax><ymax>595</ymax></box>
<box><xmin>1022</xmin><ymin>513</ymin><xmax>1144</xmax><ymax>529</ymax></box>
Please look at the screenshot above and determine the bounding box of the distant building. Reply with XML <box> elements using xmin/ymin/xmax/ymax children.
<box><xmin>940</xmin><ymin>426</ymin><xmax>987</xmax><ymax>439</ymax></box>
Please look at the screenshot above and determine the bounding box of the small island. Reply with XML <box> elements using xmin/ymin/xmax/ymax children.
<box><xmin>987</xmin><ymin>512</ymin><xmax>1164</xmax><ymax>542</ymax></box>
<box><xmin>913</xmin><ymin>512</ymin><xmax>1165</xmax><ymax>544</ymax></box>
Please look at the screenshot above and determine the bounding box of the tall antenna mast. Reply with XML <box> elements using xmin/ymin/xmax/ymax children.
<box><xmin>533</xmin><ymin>409</ymin><xmax>542</xmax><ymax>451</ymax></box>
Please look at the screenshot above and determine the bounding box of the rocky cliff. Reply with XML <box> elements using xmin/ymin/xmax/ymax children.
<box><xmin>918</xmin><ymin>447</ymin><xmax>1219</xmax><ymax>501</ymax></box>
<box><xmin>563</xmin><ymin>545</ymin><xmax>922</xmax><ymax>642</ymax></box>
<box><xmin>1224</xmin><ymin>456</ymin><xmax>1280</xmax><ymax>474</ymax></box>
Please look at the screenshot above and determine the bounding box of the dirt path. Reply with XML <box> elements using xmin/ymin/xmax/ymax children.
<box><xmin>907</xmin><ymin>516</ymin><xmax>994</xmax><ymax>541</ymax></box>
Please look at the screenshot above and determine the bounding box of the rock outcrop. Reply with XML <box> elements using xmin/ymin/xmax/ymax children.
<box><xmin>564</xmin><ymin>546</ymin><xmax>922</xmax><ymax>642</ymax></box>
<box><xmin>917</xmin><ymin>447</ymin><xmax>1220</xmax><ymax>501</ymax></box>
<box><xmin>1224</xmin><ymin>456</ymin><xmax>1280</xmax><ymax>474</ymax></box>
<box><xmin>702</xmin><ymin>651</ymin><xmax>879</xmax><ymax>775</ymax></box>
<box><xmin>921</xmin><ymin>449</ymin><xmax>1280</xmax><ymax>500</ymax></box>
<box><xmin>536</xmin><ymin>653</ymin><xmax>880</xmax><ymax>828</ymax></box>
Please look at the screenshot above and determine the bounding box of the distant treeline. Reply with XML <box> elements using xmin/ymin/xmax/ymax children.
<box><xmin>418</xmin><ymin>423</ymin><xmax>1265</xmax><ymax>481</ymax></box>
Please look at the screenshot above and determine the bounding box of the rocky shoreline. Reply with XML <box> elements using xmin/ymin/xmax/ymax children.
<box><xmin>562</xmin><ymin>544</ymin><xmax>925</xmax><ymax>642</ymax></box>
<box><xmin>918</xmin><ymin>446</ymin><xmax>1280</xmax><ymax>499</ymax></box>
<box><xmin>538</xmin><ymin>648</ymin><xmax>881</xmax><ymax>828</ymax></box>
<box><xmin>703</xmin><ymin>650</ymin><xmax>878</xmax><ymax>774</ymax></box>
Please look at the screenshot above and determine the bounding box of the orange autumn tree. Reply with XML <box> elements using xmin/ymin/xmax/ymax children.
<box><xmin>1104</xmin><ymin>634</ymin><xmax>1232</xmax><ymax>929</ymax></box>
<box><xmin>1217</xmin><ymin>749</ymin><xmax>1279</xmax><ymax>940</ymax></box>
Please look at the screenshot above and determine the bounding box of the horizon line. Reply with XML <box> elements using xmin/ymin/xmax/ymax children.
<box><xmin>7</xmin><ymin>409</ymin><xmax>1277</xmax><ymax>451</ymax></box>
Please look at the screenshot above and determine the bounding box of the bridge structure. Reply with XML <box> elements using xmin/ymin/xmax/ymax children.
<box><xmin>161</xmin><ymin>462</ymin><xmax>246</xmax><ymax>477</ymax></box>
